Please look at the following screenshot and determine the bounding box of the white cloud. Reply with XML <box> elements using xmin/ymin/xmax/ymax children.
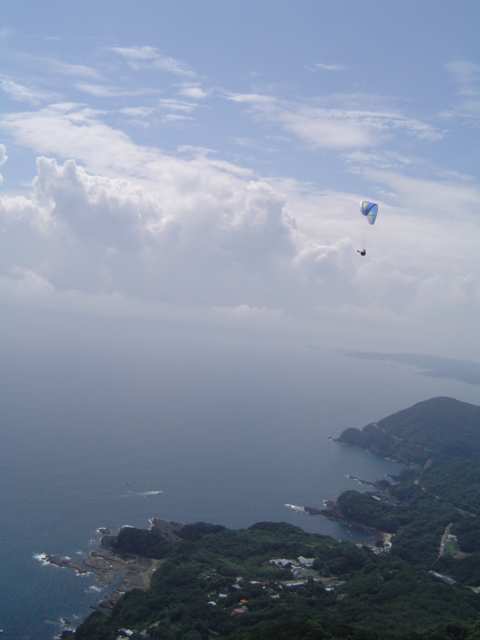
<box><xmin>51</xmin><ymin>59</ymin><xmax>103</xmax><ymax>80</ymax></box>
<box><xmin>119</xmin><ymin>98</ymin><xmax>202</xmax><ymax>126</ymax></box>
<box><xmin>314</xmin><ymin>63</ymin><xmax>347</xmax><ymax>72</ymax></box>
<box><xmin>0</xmin><ymin>153</ymin><xmax>296</xmax><ymax>299</ymax></box>
<box><xmin>344</xmin><ymin>150</ymin><xmax>415</xmax><ymax>171</ymax></box>
<box><xmin>158</xmin><ymin>99</ymin><xmax>198</xmax><ymax>113</ymax></box>
<box><xmin>364</xmin><ymin>169</ymin><xmax>480</xmax><ymax>221</ymax></box>
<box><xmin>213</xmin><ymin>303</ymin><xmax>287</xmax><ymax>323</ymax></box>
<box><xmin>227</xmin><ymin>93</ymin><xmax>442</xmax><ymax>149</ymax></box>
<box><xmin>0</xmin><ymin>78</ymin><xmax>51</xmax><ymax>106</ymax></box>
<box><xmin>163</xmin><ymin>114</ymin><xmax>193</xmax><ymax>122</ymax></box>
<box><xmin>354</xmin><ymin>257</ymin><xmax>420</xmax><ymax>313</ymax></box>
<box><xmin>121</xmin><ymin>107</ymin><xmax>155</xmax><ymax>118</ymax></box>
<box><xmin>444</xmin><ymin>60</ymin><xmax>480</xmax><ymax>121</ymax></box>
<box><xmin>75</xmin><ymin>83</ymin><xmax>125</xmax><ymax>97</ymax></box>
<box><xmin>0</xmin><ymin>103</ymin><xmax>157</xmax><ymax>177</ymax></box>
<box><xmin>0</xmin><ymin>104</ymin><xmax>478</xmax><ymax>354</ymax></box>
<box><xmin>16</xmin><ymin>54</ymin><xmax>103</xmax><ymax>80</ymax></box>
<box><xmin>110</xmin><ymin>46</ymin><xmax>195</xmax><ymax>76</ymax></box>
<box><xmin>446</xmin><ymin>60</ymin><xmax>480</xmax><ymax>89</ymax></box>
<box><xmin>177</xmin><ymin>84</ymin><xmax>208</xmax><ymax>99</ymax></box>
<box><xmin>0</xmin><ymin>104</ymin><xmax>252</xmax><ymax>181</ymax></box>
<box><xmin>75</xmin><ymin>83</ymin><xmax>158</xmax><ymax>98</ymax></box>
<box><xmin>0</xmin><ymin>144</ymin><xmax>7</xmax><ymax>166</ymax></box>
<box><xmin>0</xmin><ymin>266</ymin><xmax>55</xmax><ymax>297</ymax></box>
<box><xmin>293</xmin><ymin>238</ymin><xmax>356</xmax><ymax>284</ymax></box>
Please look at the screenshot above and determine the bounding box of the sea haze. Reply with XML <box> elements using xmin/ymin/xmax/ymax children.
<box><xmin>341</xmin><ymin>351</ymin><xmax>480</xmax><ymax>385</ymax></box>
<box><xmin>1</xmin><ymin>307</ymin><xmax>479</xmax><ymax>640</ymax></box>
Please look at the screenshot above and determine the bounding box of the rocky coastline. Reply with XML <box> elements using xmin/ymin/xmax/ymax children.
<box><xmin>304</xmin><ymin>501</ymin><xmax>382</xmax><ymax>536</ymax></box>
<box><xmin>44</xmin><ymin>533</ymin><xmax>159</xmax><ymax>614</ymax></box>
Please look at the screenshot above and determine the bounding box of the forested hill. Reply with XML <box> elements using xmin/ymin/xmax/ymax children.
<box><xmin>68</xmin><ymin>397</ymin><xmax>480</xmax><ymax>640</ymax></box>
<box><xmin>336</xmin><ymin>397</ymin><xmax>480</xmax><ymax>465</ymax></box>
<box><xmin>71</xmin><ymin>502</ymin><xmax>480</xmax><ymax>640</ymax></box>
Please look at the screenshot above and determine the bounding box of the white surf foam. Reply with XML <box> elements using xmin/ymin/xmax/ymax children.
<box><xmin>284</xmin><ymin>503</ymin><xmax>305</xmax><ymax>513</ymax></box>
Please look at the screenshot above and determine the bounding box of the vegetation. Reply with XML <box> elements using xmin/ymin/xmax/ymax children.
<box><xmin>337</xmin><ymin>397</ymin><xmax>480</xmax><ymax>464</ymax></box>
<box><xmin>69</xmin><ymin>396</ymin><xmax>480</xmax><ymax>640</ymax></box>
<box><xmin>106</xmin><ymin>526</ymin><xmax>170</xmax><ymax>558</ymax></box>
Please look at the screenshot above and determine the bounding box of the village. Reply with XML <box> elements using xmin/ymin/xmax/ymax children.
<box><xmin>202</xmin><ymin>554</ymin><xmax>348</xmax><ymax>617</ymax></box>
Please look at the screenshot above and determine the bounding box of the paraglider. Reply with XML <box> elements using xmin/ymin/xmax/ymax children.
<box><xmin>357</xmin><ymin>200</ymin><xmax>378</xmax><ymax>255</ymax></box>
<box><xmin>360</xmin><ymin>200</ymin><xmax>378</xmax><ymax>226</ymax></box>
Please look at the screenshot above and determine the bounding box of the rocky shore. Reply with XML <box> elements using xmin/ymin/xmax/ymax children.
<box><xmin>43</xmin><ymin>555</ymin><xmax>90</xmax><ymax>574</ymax></box>
<box><xmin>303</xmin><ymin>501</ymin><xmax>382</xmax><ymax>537</ymax></box>
<box><xmin>44</xmin><ymin>536</ymin><xmax>159</xmax><ymax>613</ymax></box>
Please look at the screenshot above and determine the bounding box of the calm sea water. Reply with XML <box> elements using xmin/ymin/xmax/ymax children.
<box><xmin>1</xmin><ymin>309</ymin><xmax>479</xmax><ymax>639</ymax></box>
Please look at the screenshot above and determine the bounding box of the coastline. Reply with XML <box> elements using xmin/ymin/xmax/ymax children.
<box><xmin>53</xmin><ymin>439</ymin><xmax>404</xmax><ymax>634</ymax></box>
<box><xmin>43</xmin><ymin>539</ymin><xmax>159</xmax><ymax>615</ymax></box>
<box><xmin>50</xmin><ymin>445</ymin><xmax>395</xmax><ymax>623</ymax></box>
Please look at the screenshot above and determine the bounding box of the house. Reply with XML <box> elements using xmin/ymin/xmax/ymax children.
<box><xmin>297</xmin><ymin>556</ymin><xmax>315</xmax><ymax>567</ymax></box>
<box><xmin>270</xmin><ymin>558</ymin><xmax>293</xmax><ymax>568</ymax></box>
<box><xmin>283</xmin><ymin>580</ymin><xmax>306</xmax><ymax>590</ymax></box>
<box><xmin>233</xmin><ymin>606</ymin><xmax>248</xmax><ymax>614</ymax></box>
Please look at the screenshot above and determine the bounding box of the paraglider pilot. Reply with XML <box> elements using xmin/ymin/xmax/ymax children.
<box><xmin>357</xmin><ymin>201</ymin><xmax>378</xmax><ymax>257</ymax></box>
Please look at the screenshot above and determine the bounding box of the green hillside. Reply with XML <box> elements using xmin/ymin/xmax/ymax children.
<box><xmin>67</xmin><ymin>397</ymin><xmax>480</xmax><ymax>640</ymax></box>
<box><xmin>336</xmin><ymin>397</ymin><xmax>480</xmax><ymax>465</ymax></box>
<box><xmin>71</xmin><ymin>500</ymin><xmax>480</xmax><ymax>640</ymax></box>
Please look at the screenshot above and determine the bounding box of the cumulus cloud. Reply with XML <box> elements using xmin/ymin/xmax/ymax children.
<box><xmin>0</xmin><ymin>105</ymin><xmax>478</xmax><ymax>353</ymax></box>
<box><xmin>0</xmin><ymin>152</ymin><xmax>476</xmax><ymax>334</ymax></box>
<box><xmin>294</xmin><ymin>238</ymin><xmax>356</xmax><ymax>283</ymax></box>
<box><xmin>0</xmin><ymin>154</ymin><xmax>297</xmax><ymax>304</ymax></box>
<box><xmin>354</xmin><ymin>257</ymin><xmax>420</xmax><ymax>313</ymax></box>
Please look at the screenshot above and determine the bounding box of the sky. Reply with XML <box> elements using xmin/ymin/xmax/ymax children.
<box><xmin>0</xmin><ymin>1</ymin><xmax>479</xmax><ymax>360</ymax></box>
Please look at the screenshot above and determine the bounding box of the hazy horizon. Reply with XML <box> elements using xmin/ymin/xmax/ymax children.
<box><xmin>0</xmin><ymin>4</ymin><xmax>479</xmax><ymax>637</ymax></box>
<box><xmin>1</xmin><ymin>1</ymin><xmax>479</xmax><ymax>361</ymax></box>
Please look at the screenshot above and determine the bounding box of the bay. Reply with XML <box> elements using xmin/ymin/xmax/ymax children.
<box><xmin>1</xmin><ymin>308</ymin><xmax>479</xmax><ymax>639</ymax></box>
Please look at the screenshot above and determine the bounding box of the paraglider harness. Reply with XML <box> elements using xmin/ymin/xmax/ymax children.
<box><xmin>357</xmin><ymin>249</ymin><xmax>366</xmax><ymax>256</ymax></box>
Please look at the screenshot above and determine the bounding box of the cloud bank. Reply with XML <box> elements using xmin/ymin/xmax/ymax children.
<box><xmin>0</xmin><ymin>103</ymin><xmax>478</xmax><ymax>356</ymax></box>
<box><xmin>0</xmin><ymin>42</ymin><xmax>478</xmax><ymax>358</ymax></box>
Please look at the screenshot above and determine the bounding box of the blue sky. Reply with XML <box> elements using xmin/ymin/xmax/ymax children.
<box><xmin>0</xmin><ymin>1</ymin><xmax>479</xmax><ymax>359</ymax></box>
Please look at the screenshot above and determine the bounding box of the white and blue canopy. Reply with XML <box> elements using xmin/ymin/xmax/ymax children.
<box><xmin>360</xmin><ymin>201</ymin><xmax>378</xmax><ymax>225</ymax></box>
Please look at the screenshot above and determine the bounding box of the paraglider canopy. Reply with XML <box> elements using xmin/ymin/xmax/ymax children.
<box><xmin>360</xmin><ymin>201</ymin><xmax>378</xmax><ymax>225</ymax></box>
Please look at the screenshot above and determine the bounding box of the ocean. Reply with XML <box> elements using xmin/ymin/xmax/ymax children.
<box><xmin>1</xmin><ymin>309</ymin><xmax>479</xmax><ymax>639</ymax></box>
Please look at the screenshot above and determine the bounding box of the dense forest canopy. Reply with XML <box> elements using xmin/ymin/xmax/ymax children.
<box><xmin>337</xmin><ymin>397</ymin><xmax>480</xmax><ymax>464</ymax></box>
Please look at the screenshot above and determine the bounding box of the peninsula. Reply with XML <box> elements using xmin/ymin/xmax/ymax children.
<box><xmin>64</xmin><ymin>397</ymin><xmax>480</xmax><ymax>640</ymax></box>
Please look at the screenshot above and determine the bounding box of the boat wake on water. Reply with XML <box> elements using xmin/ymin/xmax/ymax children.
<box><xmin>119</xmin><ymin>490</ymin><xmax>164</xmax><ymax>498</ymax></box>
